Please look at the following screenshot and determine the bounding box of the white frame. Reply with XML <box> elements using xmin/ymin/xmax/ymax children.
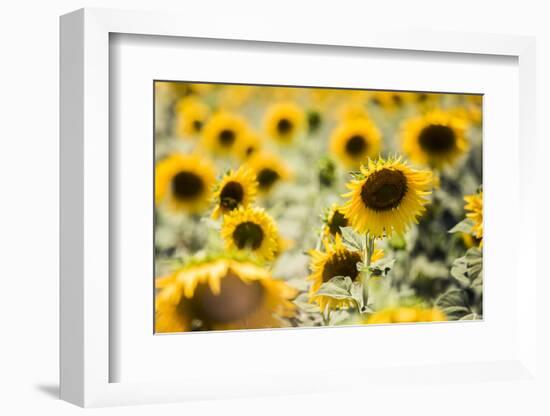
<box><xmin>60</xmin><ymin>8</ymin><xmax>537</xmax><ymax>407</ymax></box>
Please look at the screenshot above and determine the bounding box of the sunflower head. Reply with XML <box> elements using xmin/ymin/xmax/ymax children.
<box><xmin>155</xmin><ymin>256</ymin><xmax>296</xmax><ymax>332</ymax></box>
<box><xmin>370</xmin><ymin>91</ymin><xmax>407</xmax><ymax>111</ymax></box>
<box><xmin>211</xmin><ymin>166</ymin><xmax>258</xmax><ymax>219</ymax></box>
<box><xmin>175</xmin><ymin>96</ymin><xmax>210</xmax><ymax>138</ymax></box>
<box><xmin>365</xmin><ymin>306</ymin><xmax>447</xmax><ymax>324</ymax></box>
<box><xmin>323</xmin><ymin>204</ymin><xmax>349</xmax><ymax>237</ymax></box>
<box><xmin>245</xmin><ymin>151</ymin><xmax>292</xmax><ymax>195</ymax></box>
<box><xmin>237</xmin><ymin>130</ymin><xmax>263</xmax><ymax>160</ymax></box>
<box><xmin>221</xmin><ymin>207</ymin><xmax>280</xmax><ymax>261</ymax></box>
<box><xmin>155</xmin><ymin>153</ymin><xmax>216</xmax><ymax>213</ymax></box>
<box><xmin>329</xmin><ymin>118</ymin><xmax>382</xmax><ymax>168</ymax></box>
<box><xmin>200</xmin><ymin>111</ymin><xmax>249</xmax><ymax>156</ymax></box>
<box><xmin>341</xmin><ymin>156</ymin><xmax>433</xmax><ymax>238</ymax></box>
<box><xmin>464</xmin><ymin>190</ymin><xmax>483</xmax><ymax>242</ymax></box>
<box><xmin>263</xmin><ymin>101</ymin><xmax>306</xmax><ymax>144</ymax></box>
<box><xmin>401</xmin><ymin>110</ymin><xmax>469</xmax><ymax>169</ymax></box>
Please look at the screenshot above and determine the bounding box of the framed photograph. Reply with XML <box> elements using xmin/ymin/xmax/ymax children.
<box><xmin>60</xmin><ymin>8</ymin><xmax>538</xmax><ymax>407</ymax></box>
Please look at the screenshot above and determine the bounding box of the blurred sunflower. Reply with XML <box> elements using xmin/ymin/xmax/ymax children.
<box><xmin>221</xmin><ymin>207</ymin><xmax>279</xmax><ymax>261</ymax></box>
<box><xmin>155</xmin><ymin>256</ymin><xmax>296</xmax><ymax>332</ymax></box>
<box><xmin>329</xmin><ymin>118</ymin><xmax>382</xmax><ymax>169</ymax></box>
<box><xmin>464</xmin><ymin>190</ymin><xmax>483</xmax><ymax>243</ymax></box>
<box><xmin>336</xmin><ymin>102</ymin><xmax>370</xmax><ymax>121</ymax></box>
<box><xmin>200</xmin><ymin>111</ymin><xmax>249</xmax><ymax>156</ymax></box>
<box><xmin>401</xmin><ymin>110</ymin><xmax>469</xmax><ymax>169</ymax></box>
<box><xmin>365</xmin><ymin>306</ymin><xmax>446</xmax><ymax>324</ymax></box>
<box><xmin>245</xmin><ymin>151</ymin><xmax>291</xmax><ymax>195</ymax></box>
<box><xmin>155</xmin><ymin>153</ymin><xmax>216</xmax><ymax>213</ymax></box>
<box><xmin>322</xmin><ymin>204</ymin><xmax>349</xmax><ymax>237</ymax></box>
<box><xmin>263</xmin><ymin>101</ymin><xmax>306</xmax><ymax>144</ymax></box>
<box><xmin>175</xmin><ymin>97</ymin><xmax>210</xmax><ymax>138</ymax></box>
<box><xmin>237</xmin><ymin>130</ymin><xmax>263</xmax><ymax>160</ymax></box>
<box><xmin>211</xmin><ymin>166</ymin><xmax>258</xmax><ymax>219</ymax></box>
<box><xmin>341</xmin><ymin>157</ymin><xmax>433</xmax><ymax>238</ymax></box>
<box><xmin>370</xmin><ymin>91</ymin><xmax>407</xmax><ymax>111</ymax></box>
<box><xmin>307</xmin><ymin>235</ymin><xmax>384</xmax><ymax>311</ymax></box>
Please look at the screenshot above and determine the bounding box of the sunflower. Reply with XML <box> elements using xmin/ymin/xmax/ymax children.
<box><xmin>221</xmin><ymin>207</ymin><xmax>280</xmax><ymax>261</ymax></box>
<box><xmin>464</xmin><ymin>191</ymin><xmax>483</xmax><ymax>242</ymax></box>
<box><xmin>200</xmin><ymin>111</ymin><xmax>249</xmax><ymax>156</ymax></box>
<box><xmin>370</xmin><ymin>91</ymin><xmax>407</xmax><ymax>111</ymax></box>
<box><xmin>263</xmin><ymin>101</ymin><xmax>306</xmax><ymax>144</ymax></box>
<box><xmin>155</xmin><ymin>153</ymin><xmax>216</xmax><ymax>213</ymax></box>
<box><xmin>322</xmin><ymin>204</ymin><xmax>349</xmax><ymax>237</ymax></box>
<box><xmin>237</xmin><ymin>130</ymin><xmax>263</xmax><ymax>160</ymax></box>
<box><xmin>365</xmin><ymin>306</ymin><xmax>447</xmax><ymax>324</ymax></box>
<box><xmin>155</xmin><ymin>256</ymin><xmax>296</xmax><ymax>332</ymax></box>
<box><xmin>175</xmin><ymin>97</ymin><xmax>210</xmax><ymax>138</ymax></box>
<box><xmin>329</xmin><ymin>118</ymin><xmax>382</xmax><ymax>168</ymax></box>
<box><xmin>307</xmin><ymin>235</ymin><xmax>383</xmax><ymax>311</ymax></box>
<box><xmin>401</xmin><ymin>110</ymin><xmax>469</xmax><ymax>169</ymax></box>
<box><xmin>211</xmin><ymin>166</ymin><xmax>258</xmax><ymax>219</ymax></box>
<box><xmin>245</xmin><ymin>151</ymin><xmax>291</xmax><ymax>195</ymax></box>
<box><xmin>341</xmin><ymin>156</ymin><xmax>433</xmax><ymax>238</ymax></box>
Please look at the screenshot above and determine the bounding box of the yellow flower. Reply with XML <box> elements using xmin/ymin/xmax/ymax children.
<box><xmin>370</xmin><ymin>91</ymin><xmax>407</xmax><ymax>111</ymax></box>
<box><xmin>464</xmin><ymin>191</ymin><xmax>483</xmax><ymax>242</ymax></box>
<box><xmin>245</xmin><ymin>151</ymin><xmax>292</xmax><ymax>195</ymax></box>
<box><xmin>341</xmin><ymin>156</ymin><xmax>433</xmax><ymax>238</ymax></box>
<box><xmin>329</xmin><ymin>118</ymin><xmax>382</xmax><ymax>169</ymax></box>
<box><xmin>200</xmin><ymin>111</ymin><xmax>249</xmax><ymax>156</ymax></box>
<box><xmin>401</xmin><ymin>110</ymin><xmax>469</xmax><ymax>169</ymax></box>
<box><xmin>263</xmin><ymin>101</ymin><xmax>306</xmax><ymax>144</ymax></box>
<box><xmin>211</xmin><ymin>166</ymin><xmax>258</xmax><ymax>219</ymax></box>
<box><xmin>237</xmin><ymin>130</ymin><xmax>263</xmax><ymax>160</ymax></box>
<box><xmin>365</xmin><ymin>306</ymin><xmax>447</xmax><ymax>324</ymax></box>
<box><xmin>336</xmin><ymin>102</ymin><xmax>370</xmax><ymax>121</ymax></box>
<box><xmin>155</xmin><ymin>153</ymin><xmax>216</xmax><ymax>213</ymax></box>
<box><xmin>307</xmin><ymin>235</ymin><xmax>383</xmax><ymax>311</ymax></box>
<box><xmin>221</xmin><ymin>207</ymin><xmax>280</xmax><ymax>261</ymax></box>
<box><xmin>155</xmin><ymin>257</ymin><xmax>296</xmax><ymax>332</ymax></box>
<box><xmin>217</xmin><ymin>85</ymin><xmax>255</xmax><ymax>109</ymax></box>
<box><xmin>175</xmin><ymin>97</ymin><xmax>210</xmax><ymax>138</ymax></box>
<box><xmin>322</xmin><ymin>204</ymin><xmax>349</xmax><ymax>237</ymax></box>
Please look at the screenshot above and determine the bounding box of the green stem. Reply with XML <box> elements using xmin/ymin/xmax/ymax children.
<box><xmin>361</xmin><ymin>233</ymin><xmax>375</xmax><ymax>313</ymax></box>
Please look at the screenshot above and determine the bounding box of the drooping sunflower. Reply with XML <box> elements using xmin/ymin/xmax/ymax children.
<box><xmin>341</xmin><ymin>157</ymin><xmax>433</xmax><ymax>238</ymax></box>
<box><xmin>155</xmin><ymin>256</ymin><xmax>296</xmax><ymax>332</ymax></box>
<box><xmin>200</xmin><ymin>111</ymin><xmax>249</xmax><ymax>156</ymax></box>
<box><xmin>263</xmin><ymin>101</ymin><xmax>306</xmax><ymax>144</ymax></box>
<box><xmin>401</xmin><ymin>110</ymin><xmax>469</xmax><ymax>169</ymax></box>
<box><xmin>245</xmin><ymin>151</ymin><xmax>292</xmax><ymax>195</ymax></box>
<box><xmin>307</xmin><ymin>235</ymin><xmax>383</xmax><ymax>311</ymax></box>
<box><xmin>329</xmin><ymin>118</ymin><xmax>382</xmax><ymax>169</ymax></box>
<box><xmin>365</xmin><ymin>306</ymin><xmax>447</xmax><ymax>324</ymax></box>
<box><xmin>175</xmin><ymin>96</ymin><xmax>210</xmax><ymax>138</ymax></box>
<box><xmin>155</xmin><ymin>153</ymin><xmax>216</xmax><ymax>213</ymax></box>
<box><xmin>322</xmin><ymin>204</ymin><xmax>349</xmax><ymax>238</ymax></box>
<box><xmin>221</xmin><ymin>207</ymin><xmax>280</xmax><ymax>261</ymax></box>
<box><xmin>464</xmin><ymin>190</ymin><xmax>483</xmax><ymax>242</ymax></box>
<box><xmin>211</xmin><ymin>166</ymin><xmax>258</xmax><ymax>219</ymax></box>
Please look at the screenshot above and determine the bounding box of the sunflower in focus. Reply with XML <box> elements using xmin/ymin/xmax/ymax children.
<box><xmin>329</xmin><ymin>118</ymin><xmax>382</xmax><ymax>169</ymax></box>
<box><xmin>365</xmin><ymin>306</ymin><xmax>446</xmax><ymax>324</ymax></box>
<box><xmin>322</xmin><ymin>204</ymin><xmax>349</xmax><ymax>238</ymax></box>
<box><xmin>155</xmin><ymin>256</ymin><xmax>296</xmax><ymax>332</ymax></box>
<box><xmin>175</xmin><ymin>97</ymin><xmax>210</xmax><ymax>138</ymax></box>
<box><xmin>401</xmin><ymin>110</ymin><xmax>469</xmax><ymax>169</ymax></box>
<box><xmin>200</xmin><ymin>112</ymin><xmax>249</xmax><ymax>156</ymax></box>
<box><xmin>263</xmin><ymin>101</ymin><xmax>306</xmax><ymax>144</ymax></box>
<box><xmin>155</xmin><ymin>153</ymin><xmax>216</xmax><ymax>213</ymax></box>
<box><xmin>341</xmin><ymin>157</ymin><xmax>433</xmax><ymax>238</ymax></box>
<box><xmin>221</xmin><ymin>207</ymin><xmax>280</xmax><ymax>261</ymax></box>
<box><xmin>211</xmin><ymin>166</ymin><xmax>258</xmax><ymax>219</ymax></box>
<box><xmin>464</xmin><ymin>190</ymin><xmax>483</xmax><ymax>243</ymax></box>
<box><xmin>245</xmin><ymin>151</ymin><xmax>292</xmax><ymax>195</ymax></box>
<box><xmin>308</xmin><ymin>235</ymin><xmax>383</xmax><ymax>311</ymax></box>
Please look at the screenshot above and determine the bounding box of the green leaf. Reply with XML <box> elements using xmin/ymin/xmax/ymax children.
<box><xmin>350</xmin><ymin>282</ymin><xmax>364</xmax><ymax>311</ymax></box>
<box><xmin>368</xmin><ymin>257</ymin><xmax>396</xmax><ymax>277</ymax></box>
<box><xmin>450</xmin><ymin>247</ymin><xmax>483</xmax><ymax>288</ymax></box>
<box><xmin>459</xmin><ymin>313</ymin><xmax>481</xmax><ymax>321</ymax></box>
<box><xmin>449</xmin><ymin>218</ymin><xmax>474</xmax><ymax>234</ymax></box>
<box><xmin>316</xmin><ymin>276</ymin><xmax>354</xmax><ymax>299</ymax></box>
<box><xmin>293</xmin><ymin>293</ymin><xmax>320</xmax><ymax>314</ymax></box>
<box><xmin>340</xmin><ymin>227</ymin><xmax>365</xmax><ymax>252</ymax></box>
<box><xmin>435</xmin><ymin>288</ymin><xmax>472</xmax><ymax>320</ymax></box>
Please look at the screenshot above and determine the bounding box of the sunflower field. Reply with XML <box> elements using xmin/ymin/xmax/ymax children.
<box><xmin>154</xmin><ymin>82</ymin><xmax>483</xmax><ymax>333</ymax></box>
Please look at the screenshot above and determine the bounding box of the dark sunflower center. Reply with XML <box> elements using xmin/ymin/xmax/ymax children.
<box><xmin>218</xmin><ymin>129</ymin><xmax>236</xmax><ymax>147</ymax></box>
<box><xmin>345</xmin><ymin>135</ymin><xmax>368</xmax><ymax>157</ymax></box>
<box><xmin>192</xmin><ymin>119</ymin><xmax>203</xmax><ymax>132</ymax></box>
<box><xmin>171</xmin><ymin>171</ymin><xmax>204</xmax><ymax>200</ymax></box>
<box><xmin>277</xmin><ymin>118</ymin><xmax>293</xmax><ymax>135</ymax></box>
<box><xmin>233</xmin><ymin>221</ymin><xmax>264</xmax><ymax>250</ymax></box>
<box><xmin>257</xmin><ymin>168</ymin><xmax>280</xmax><ymax>190</ymax></box>
<box><xmin>219</xmin><ymin>181</ymin><xmax>244</xmax><ymax>211</ymax></box>
<box><xmin>418</xmin><ymin>124</ymin><xmax>456</xmax><ymax>154</ymax></box>
<box><xmin>189</xmin><ymin>272</ymin><xmax>264</xmax><ymax>325</ymax></box>
<box><xmin>392</xmin><ymin>94</ymin><xmax>403</xmax><ymax>106</ymax></box>
<box><xmin>361</xmin><ymin>168</ymin><xmax>407</xmax><ymax>211</ymax></box>
<box><xmin>328</xmin><ymin>210</ymin><xmax>349</xmax><ymax>236</ymax></box>
<box><xmin>307</xmin><ymin>111</ymin><xmax>321</xmax><ymax>133</ymax></box>
<box><xmin>322</xmin><ymin>251</ymin><xmax>362</xmax><ymax>282</ymax></box>
<box><xmin>245</xmin><ymin>146</ymin><xmax>256</xmax><ymax>157</ymax></box>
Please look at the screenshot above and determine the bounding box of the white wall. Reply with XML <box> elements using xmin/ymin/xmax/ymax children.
<box><xmin>1</xmin><ymin>1</ymin><xmax>548</xmax><ymax>414</ymax></box>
